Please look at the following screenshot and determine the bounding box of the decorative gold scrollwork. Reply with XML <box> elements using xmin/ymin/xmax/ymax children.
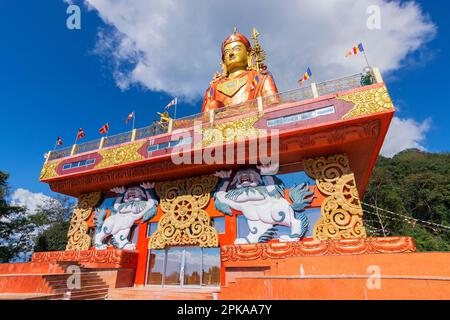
<box><xmin>66</xmin><ymin>192</ymin><xmax>102</xmax><ymax>251</ymax></box>
<box><xmin>340</xmin><ymin>86</ymin><xmax>394</xmax><ymax>120</ymax></box>
<box><xmin>149</xmin><ymin>175</ymin><xmax>219</xmax><ymax>249</ymax></box>
<box><xmin>304</xmin><ymin>154</ymin><xmax>367</xmax><ymax>240</ymax></box>
<box><xmin>95</xmin><ymin>142</ymin><xmax>146</xmax><ymax>169</ymax></box>
<box><xmin>39</xmin><ymin>161</ymin><xmax>60</xmax><ymax>180</ymax></box>
<box><xmin>200</xmin><ymin>116</ymin><xmax>259</xmax><ymax>147</ymax></box>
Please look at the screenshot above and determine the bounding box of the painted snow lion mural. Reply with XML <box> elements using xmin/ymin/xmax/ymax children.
<box><xmin>214</xmin><ymin>164</ymin><xmax>315</xmax><ymax>244</ymax></box>
<box><xmin>94</xmin><ymin>182</ymin><xmax>158</xmax><ymax>250</ymax></box>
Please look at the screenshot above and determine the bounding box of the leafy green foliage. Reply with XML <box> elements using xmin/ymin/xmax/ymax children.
<box><xmin>0</xmin><ymin>172</ymin><xmax>34</xmax><ymax>262</ymax></box>
<box><xmin>363</xmin><ymin>150</ymin><xmax>450</xmax><ymax>252</ymax></box>
<box><xmin>0</xmin><ymin>170</ymin><xmax>75</xmax><ymax>261</ymax></box>
<box><xmin>34</xmin><ymin>221</ymin><xmax>70</xmax><ymax>252</ymax></box>
<box><xmin>32</xmin><ymin>196</ymin><xmax>74</xmax><ymax>252</ymax></box>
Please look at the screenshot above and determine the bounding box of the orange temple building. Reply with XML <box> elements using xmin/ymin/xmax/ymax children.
<box><xmin>0</xmin><ymin>29</ymin><xmax>449</xmax><ymax>300</ymax></box>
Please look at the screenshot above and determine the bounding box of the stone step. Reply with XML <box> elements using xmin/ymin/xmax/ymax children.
<box><xmin>53</xmin><ymin>285</ymin><xmax>109</xmax><ymax>294</ymax></box>
<box><xmin>108</xmin><ymin>288</ymin><xmax>218</xmax><ymax>300</ymax></box>
<box><xmin>44</xmin><ymin>279</ymin><xmax>106</xmax><ymax>288</ymax></box>
<box><xmin>27</xmin><ymin>287</ymin><xmax>109</xmax><ymax>300</ymax></box>
<box><xmin>71</xmin><ymin>292</ymin><xmax>108</xmax><ymax>300</ymax></box>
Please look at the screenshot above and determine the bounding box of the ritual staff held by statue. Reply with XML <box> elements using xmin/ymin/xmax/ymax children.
<box><xmin>201</xmin><ymin>29</ymin><xmax>279</xmax><ymax>112</ymax></box>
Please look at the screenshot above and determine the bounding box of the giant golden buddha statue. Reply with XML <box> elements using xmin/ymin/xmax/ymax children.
<box><xmin>201</xmin><ymin>28</ymin><xmax>279</xmax><ymax>112</ymax></box>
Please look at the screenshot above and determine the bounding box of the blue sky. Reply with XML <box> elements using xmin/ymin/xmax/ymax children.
<box><xmin>0</xmin><ymin>1</ymin><xmax>449</xmax><ymax>200</ymax></box>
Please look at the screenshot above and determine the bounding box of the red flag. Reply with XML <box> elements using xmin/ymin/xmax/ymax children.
<box><xmin>99</xmin><ymin>123</ymin><xmax>110</xmax><ymax>135</ymax></box>
<box><xmin>125</xmin><ymin>112</ymin><xmax>134</xmax><ymax>124</ymax></box>
<box><xmin>77</xmin><ymin>128</ymin><xmax>85</xmax><ymax>139</ymax></box>
<box><xmin>56</xmin><ymin>136</ymin><xmax>63</xmax><ymax>146</ymax></box>
<box><xmin>165</xmin><ymin>97</ymin><xmax>178</xmax><ymax>110</ymax></box>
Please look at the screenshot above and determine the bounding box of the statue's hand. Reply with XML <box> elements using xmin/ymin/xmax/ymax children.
<box><xmin>257</xmin><ymin>162</ymin><xmax>279</xmax><ymax>176</ymax></box>
<box><xmin>214</xmin><ymin>170</ymin><xmax>232</xmax><ymax>179</ymax></box>
<box><xmin>111</xmin><ymin>186</ymin><xmax>126</xmax><ymax>194</ymax></box>
<box><xmin>140</xmin><ymin>182</ymin><xmax>155</xmax><ymax>190</ymax></box>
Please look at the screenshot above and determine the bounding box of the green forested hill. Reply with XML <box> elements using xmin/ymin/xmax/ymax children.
<box><xmin>363</xmin><ymin>149</ymin><xmax>450</xmax><ymax>252</ymax></box>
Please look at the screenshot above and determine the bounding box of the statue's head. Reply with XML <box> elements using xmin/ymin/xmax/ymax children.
<box><xmin>221</xmin><ymin>32</ymin><xmax>252</xmax><ymax>73</ymax></box>
<box><xmin>231</xmin><ymin>168</ymin><xmax>263</xmax><ymax>189</ymax></box>
<box><xmin>124</xmin><ymin>186</ymin><xmax>146</xmax><ymax>202</ymax></box>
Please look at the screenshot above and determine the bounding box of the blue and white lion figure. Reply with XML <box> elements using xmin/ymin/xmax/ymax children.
<box><xmin>214</xmin><ymin>163</ymin><xmax>315</xmax><ymax>244</ymax></box>
<box><xmin>94</xmin><ymin>182</ymin><xmax>158</xmax><ymax>250</ymax></box>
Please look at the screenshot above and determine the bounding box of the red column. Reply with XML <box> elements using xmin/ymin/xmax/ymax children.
<box><xmin>134</xmin><ymin>220</ymin><xmax>149</xmax><ymax>286</ymax></box>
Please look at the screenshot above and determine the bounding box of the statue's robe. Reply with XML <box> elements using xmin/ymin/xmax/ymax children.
<box><xmin>201</xmin><ymin>69</ymin><xmax>279</xmax><ymax>112</ymax></box>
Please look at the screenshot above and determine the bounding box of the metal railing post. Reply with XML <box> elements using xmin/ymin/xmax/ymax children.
<box><xmin>257</xmin><ymin>96</ymin><xmax>264</xmax><ymax>112</ymax></box>
<box><xmin>70</xmin><ymin>144</ymin><xmax>77</xmax><ymax>156</ymax></box>
<box><xmin>311</xmin><ymin>83</ymin><xmax>319</xmax><ymax>98</ymax></box>
<box><xmin>372</xmin><ymin>67</ymin><xmax>384</xmax><ymax>84</ymax></box>
<box><xmin>209</xmin><ymin>109</ymin><xmax>215</xmax><ymax>126</ymax></box>
<box><xmin>44</xmin><ymin>150</ymin><xmax>52</xmax><ymax>163</ymax></box>
<box><xmin>99</xmin><ymin>137</ymin><xmax>105</xmax><ymax>150</ymax></box>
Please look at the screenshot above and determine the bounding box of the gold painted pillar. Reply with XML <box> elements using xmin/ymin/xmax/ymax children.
<box><xmin>304</xmin><ymin>154</ymin><xmax>367</xmax><ymax>240</ymax></box>
<box><xmin>66</xmin><ymin>192</ymin><xmax>102</xmax><ymax>251</ymax></box>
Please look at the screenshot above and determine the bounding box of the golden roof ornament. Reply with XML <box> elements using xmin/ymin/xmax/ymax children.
<box><xmin>157</xmin><ymin>111</ymin><xmax>171</xmax><ymax>124</ymax></box>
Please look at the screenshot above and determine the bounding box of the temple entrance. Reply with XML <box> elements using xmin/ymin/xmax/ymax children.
<box><xmin>146</xmin><ymin>247</ymin><xmax>221</xmax><ymax>288</ymax></box>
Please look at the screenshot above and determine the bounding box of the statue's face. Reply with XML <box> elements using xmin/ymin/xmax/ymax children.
<box><xmin>232</xmin><ymin>169</ymin><xmax>262</xmax><ymax>189</ymax></box>
<box><xmin>223</xmin><ymin>41</ymin><xmax>248</xmax><ymax>72</ymax></box>
<box><xmin>124</xmin><ymin>187</ymin><xmax>146</xmax><ymax>202</ymax></box>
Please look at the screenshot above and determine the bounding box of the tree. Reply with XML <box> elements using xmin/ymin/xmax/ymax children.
<box><xmin>32</xmin><ymin>196</ymin><xmax>75</xmax><ymax>252</ymax></box>
<box><xmin>363</xmin><ymin>150</ymin><xmax>450</xmax><ymax>251</ymax></box>
<box><xmin>0</xmin><ymin>171</ymin><xmax>35</xmax><ymax>262</ymax></box>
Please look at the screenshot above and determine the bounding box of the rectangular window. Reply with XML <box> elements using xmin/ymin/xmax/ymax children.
<box><xmin>237</xmin><ymin>215</ymin><xmax>250</xmax><ymax>239</ymax></box>
<box><xmin>170</xmin><ymin>136</ymin><xmax>192</xmax><ymax>148</ymax></box>
<box><xmin>201</xmin><ymin>248</ymin><xmax>221</xmax><ymax>287</ymax></box>
<box><xmin>159</xmin><ymin>142</ymin><xmax>170</xmax><ymax>149</ymax></box>
<box><xmin>147</xmin><ymin>223</ymin><xmax>158</xmax><ymax>238</ymax></box>
<box><xmin>62</xmin><ymin>159</ymin><xmax>96</xmax><ymax>171</ymax></box>
<box><xmin>267</xmin><ymin>105</ymin><xmax>335</xmax><ymax>127</ymax></box>
<box><xmin>212</xmin><ymin>217</ymin><xmax>225</xmax><ymax>234</ymax></box>
<box><xmin>146</xmin><ymin>249</ymin><xmax>166</xmax><ymax>285</ymax></box>
<box><xmin>129</xmin><ymin>224</ymin><xmax>140</xmax><ymax>245</ymax></box>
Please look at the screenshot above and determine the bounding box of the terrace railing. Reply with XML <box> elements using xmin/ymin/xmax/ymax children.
<box><xmin>46</xmin><ymin>69</ymin><xmax>382</xmax><ymax>161</ymax></box>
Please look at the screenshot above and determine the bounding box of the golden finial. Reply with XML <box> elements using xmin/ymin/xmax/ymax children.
<box><xmin>249</xmin><ymin>27</ymin><xmax>266</xmax><ymax>72</ymax></box>
<box><xmin>157</xmin><ymin>111</ymin><xmax>171</xmax><ymax>124</ymax></box>
<box><xmin>251</xmin><ymin>27</ymin><xmax>259</xmax><ymax>41</ymax></box>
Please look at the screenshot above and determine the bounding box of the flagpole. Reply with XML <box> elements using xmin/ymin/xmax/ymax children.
<box><xmin>132</xmin><ymin>111</ymin><xmax>136</xmax><ymax>131</ymax></box>
<box><xmin>362</xmin><ymin>51</ymin><xmax>371</xmax><ymax>68</ymax></box>
<box><xmin>174</xmin><ymin>102</ymin><xmax>177</xmax><ymax>120</ymax></box>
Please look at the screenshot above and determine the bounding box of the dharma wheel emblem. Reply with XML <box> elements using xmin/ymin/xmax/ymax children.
<box><xmin>170</xmin><ymin>196</ymin><xmax>199</xmax><ymax>229</ymax></box>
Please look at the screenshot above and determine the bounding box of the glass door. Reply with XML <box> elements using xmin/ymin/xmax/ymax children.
<box><xmin>146</xmin><ymin>249</ymin><xmax>165</xmax><ymax>285</ymax></box>
<box><xmin>146</xmin><ymin>246</ymin><xmax>220</xmax><ymax>287</ymax></box>
<box><xmin>164</xmin><ymin>247</ymin><xmax>183</xmax><ymax>286</ymax></box>
<box><xmin>183</xmin><ymin>247</ymin><xmax>202</xmax><ymax>286</ymax></box>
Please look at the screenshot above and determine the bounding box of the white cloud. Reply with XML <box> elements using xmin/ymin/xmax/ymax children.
<box><xmin>381</xmin><ymin>117</ymin><xmax>431</xmax><ymax>157</ymax></box>
<box><xmin>82</xmin><ymin>0</ymin><xmax>435</xmax><ymax>101</ymax></box>
<box><xmin>10</xmin><ymin>188</ymin><xmax>52</xmax><ymax>215</ymax></box>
